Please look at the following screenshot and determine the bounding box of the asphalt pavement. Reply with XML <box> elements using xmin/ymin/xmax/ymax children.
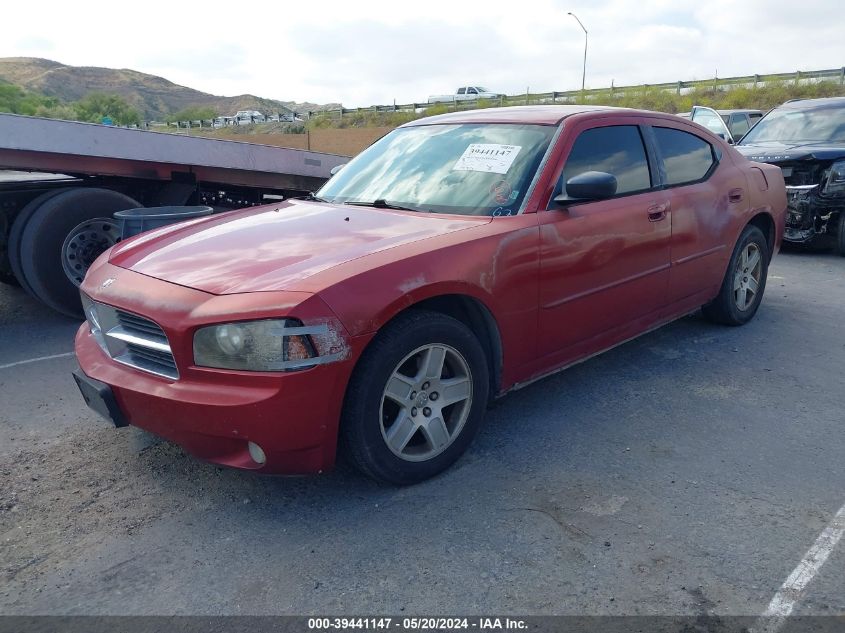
<box><xmin>0</xmin><ymin>248</ymin><xmax>843</xmax><ymax>617</ymax></box>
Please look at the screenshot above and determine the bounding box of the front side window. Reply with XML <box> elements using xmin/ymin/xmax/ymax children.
<box><xmin>317</xmin><ymin>123</ymin><xmax>556</xmax><ymax>216</ymax></box>
<box><xmin>653</xmin><ymin>127</ymin><xmax>716</xmax><ymax>186</ymax></box>
<box><xmin>693</xmin><ymin>109</ymin><xmax>730</xmax><ymax>138</ymax></box>
<box><xmin>559</xmin><ymin>125</ymin><xmax>652</xmax><ymax>196</ymax></box>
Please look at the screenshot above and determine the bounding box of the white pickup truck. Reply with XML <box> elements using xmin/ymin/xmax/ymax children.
<box><xmin>427</xmin><ymin>87</ymin><xmax>503</xmax><ymax>103</ymax></box>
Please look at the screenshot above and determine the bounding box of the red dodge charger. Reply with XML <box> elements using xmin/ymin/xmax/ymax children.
<box><xmin>74</xmin><ymin>106</ymin><xmax>787</xmax><ymax>484</ymax></box>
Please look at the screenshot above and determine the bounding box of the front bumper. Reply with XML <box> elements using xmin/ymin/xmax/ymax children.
<box><xmin>74</xmin><ymin>262</ymin><xmax>368</xmax><ymax>474</ymax></box>
<box><xmin>784</xmin><ymin>185</ymin><xmax>843</xmax><ymax>244</ymax></box>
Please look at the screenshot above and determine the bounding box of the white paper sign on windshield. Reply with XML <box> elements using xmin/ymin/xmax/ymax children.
<box><xmin>452</xmin><ymin>144</ymin><xmax>522</xmax><ymax>174</ymax></box>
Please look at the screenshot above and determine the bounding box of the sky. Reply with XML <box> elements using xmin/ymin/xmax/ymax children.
<box><xmin>4</xmin><ymin>0</ymin><xmax>844</xmax><ymax>108</ymax></box>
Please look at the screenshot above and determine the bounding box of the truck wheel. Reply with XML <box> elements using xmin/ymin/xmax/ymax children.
<box><xmin>8</xmin><ymin>189</ymin><xmax>76</xmax><ymax>296</ymax></box>
<box><xmin>702</xmin><ymin>224</ymin><xmax>769</xmax><ymax>326</ymax></box>
<box><xmin>16</xmin><ymin>188</ymin><xmax>139</xmax><ymax>317</ymax></box>
<box><xmin>836</xmin><ymin>214</ymin><xmax>845</xmax><ymax>257</ymax></box>
<box><xmin>341</xmin><ymin>310</ymin><xmax>489</xmax><ymax>485</ymax></box>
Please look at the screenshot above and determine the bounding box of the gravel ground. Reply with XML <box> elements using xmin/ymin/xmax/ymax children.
<box><xmin>0</xmin><ymin>248</ymin><xmax>843</xmax><ymax>617</ymax></box>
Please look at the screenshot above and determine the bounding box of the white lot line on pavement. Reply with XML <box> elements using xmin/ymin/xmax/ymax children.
<box><xmin>753</xmin><ymin>502</ymin><xmax>845</xmax><ymax>633</ymax></box>
<box><xmin>0</xmin><ymin>352</ymin><xmax>74</xmax><ymax>371</ymax></box>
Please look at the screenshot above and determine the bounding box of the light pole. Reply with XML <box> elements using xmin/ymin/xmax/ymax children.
<box><xmin>568</xmin><ymin>12</ymin><xmax>588</xmax><ymax>91</ymax></box>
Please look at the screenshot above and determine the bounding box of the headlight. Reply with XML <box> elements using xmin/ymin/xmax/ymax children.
<box><xmin>823</xmin><ymin>160</ymin><xmax>845</xmax><ymax>195</ymax></box>
<box><xmin>193</xmin><ymin>319</ymin><xmax>342</xmax><ymax>371</ymax></box>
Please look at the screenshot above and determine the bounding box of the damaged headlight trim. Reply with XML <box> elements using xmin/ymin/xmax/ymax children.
<box><xmin>80</xmin><ymin>292</ymin><xmax>108</xmax><ymax>354</ymax></box>
<box><xmin>193</xmin><ymin>318</ymin><xmax>344</xmax><ymax>372</ymax></box>
<box><xmin>823</xmin><ymin>160</ymin><xmax>845</xmax><ymax>196</ymax></box>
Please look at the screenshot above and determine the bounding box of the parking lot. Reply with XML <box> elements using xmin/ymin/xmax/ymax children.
<box><xmin>0</xmin><ymin>248</ymin><xmax>843</xmax><ymax>617</ymax></box>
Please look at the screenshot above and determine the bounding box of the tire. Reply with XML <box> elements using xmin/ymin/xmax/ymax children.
<box><xmin>17</xmin><ymin>188</ymin><xmax>139</xmax><ymax>317</ymax></box>
<box><xmin>836</xmin><ymin>213</ymin><xmax>845</xmax><ymax>257</ymax></box>
<box><xmin>8</xmin><ymin>188</ymin><xmax>76</xmax><ymax>297</ymax></box>
<box><xmin>702</xmin><ymin>224</ymin><xmax>769</xmax><ymax>326</ymax></box>
<box><xmin>341</xmin><ymin>310</ymin><xmax>490</xmax><ymax>485</ymax></box>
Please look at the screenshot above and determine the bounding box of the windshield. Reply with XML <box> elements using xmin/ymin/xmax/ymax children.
<box><xmin>739</xmin><ymin>105</ymin><xmax>845</xmax><ymax>145</ymax></box>
<box><xmin>317</xmin><ymin>123</ymin><xmax>556</xmax><ymax>216</ymax></box>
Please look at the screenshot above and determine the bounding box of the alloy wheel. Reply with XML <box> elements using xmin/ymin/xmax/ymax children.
<box><xmin>733</xmin><ymin>242</ymin><xmax>762</xmax><ymax>311</ymax></box>
<box><xmin>380</xmin><ymin>344</ymin><xmax>473</xmax><ymax>462</ymax></box>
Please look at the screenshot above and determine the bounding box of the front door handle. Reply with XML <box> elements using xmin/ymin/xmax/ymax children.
<box><xmin>647</xmin><ymin>201</ymin><xmax>670</xmax><ymax>222</ymax></box>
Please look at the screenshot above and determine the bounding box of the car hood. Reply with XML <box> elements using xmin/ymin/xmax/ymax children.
<box><xmin>736</xmin><ymin>141</ymin><xmax>845</xmax><ymax>163</ymax></box>
<box><xmin>108</xmin><ymin>200</ymin><xmax>490</xmax><ymax>295</ymax></box>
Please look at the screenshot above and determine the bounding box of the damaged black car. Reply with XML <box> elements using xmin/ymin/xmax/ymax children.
<box><xmin>731</xmin><ymin>98</ymin><xmax>845</xmax><ymax>254</ymax></box>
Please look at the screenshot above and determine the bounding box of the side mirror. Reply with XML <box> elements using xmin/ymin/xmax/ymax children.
<box><xmin>554</xmin><ymin>171</ymin><xmax>618</xmax><ymax>205</ymax></box>
<box><xmin>330</xmin><ymin>164</ymin><xmax>346</xmax><ymax>176</ymax></box>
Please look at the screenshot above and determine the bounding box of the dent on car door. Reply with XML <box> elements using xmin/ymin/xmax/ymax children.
<box><xmin>649</xmin><ymin>125</ymin><xmax>742</xmax><ymax>304</ymax></box>
<box><xmin>537</xmin><ymin>123</ymin><xmax>671</xmax><ymax>359</ymax></box>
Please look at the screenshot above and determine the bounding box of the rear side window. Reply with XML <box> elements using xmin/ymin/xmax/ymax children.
<box><xmin>653</xmin><ymin>127</ymin><xmax>716</xmax><ymax>186</ymax></box>
<box><xmin>560</xmin><ymin>125</ymin><xmax>652</xmax><ymax>195</ymax></box>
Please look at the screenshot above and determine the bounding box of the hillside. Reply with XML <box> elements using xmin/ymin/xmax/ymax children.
<box><xmin>0</xmin><ymin>57</ymin><xmax>336</xmax><ymax>120</ymax></box>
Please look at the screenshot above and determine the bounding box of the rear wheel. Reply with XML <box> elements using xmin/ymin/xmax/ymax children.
<box><xmin>16</xmin><ymin>188</ymin><xmax>139</xmax><ymax>317</ymax></box>
<box><xmin>341</xmin><ymin>310</ymin><xmax>489</xmax><ymax>485</ymax></box>
<box><xmin>702</xmin><ymin>224</ymin><xmax>769</xmax><ymax>326</ymax></box>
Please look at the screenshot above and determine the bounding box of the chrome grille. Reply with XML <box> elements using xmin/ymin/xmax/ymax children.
<box><xmin>116</xmin><ymin>311</ymin><xmax>168</xmax><ymax>341</ymax></box>
<box><xmin>84</xmin><ymin>299</ymin><xmax>179</xmax><ymax>380</ymax></box>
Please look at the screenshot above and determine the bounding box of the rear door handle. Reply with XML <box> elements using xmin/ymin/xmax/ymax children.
<box><xmin>729</xmin><ymin>188</ymin><xmax>744</xmax><ymax>203</ymax></box>
<box><xmin>647</xmin><ymin>202</ymin><xmax>670</xmax><ymax>222</ymax></box>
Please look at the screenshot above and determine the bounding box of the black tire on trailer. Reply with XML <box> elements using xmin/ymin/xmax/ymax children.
<box><xmin>8</xmin><ymin>188</ymin><xmax>76</xmax><ymax>296</ymax></box>
<box><xmin>17</xmin><ymin>188</ymin><xmax>140</xmax><ymax>317</ymax></box>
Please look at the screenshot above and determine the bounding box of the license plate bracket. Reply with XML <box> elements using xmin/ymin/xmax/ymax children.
<box><xmin>72</xmin><ymin>370</ymin><xmax>129</xmax><ymax>428</ymax></box>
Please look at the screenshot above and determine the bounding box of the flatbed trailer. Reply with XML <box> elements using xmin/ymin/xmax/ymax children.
<box><xmin>0</xmin><ymin>113</ymin><xmax>348</xmax><ymax>316</ymax></box>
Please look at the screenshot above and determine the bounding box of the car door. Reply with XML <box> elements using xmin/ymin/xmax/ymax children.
<box><xmin>537</xmin><ymin>121</ymin><xmax>671</xmax><ymax>358</ymax></box>
<box><xmin>648</xmin><ymin>122</ymin><xmax>743</xmax><ymax>305</ymax></box>
<box><xmin>691</xmin><ymin>106</ymin><xmax>735</xmax><ymax>144</ymax></box>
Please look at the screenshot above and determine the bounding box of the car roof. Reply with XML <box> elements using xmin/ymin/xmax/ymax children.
<box><xmin>716</xmin><ymin>109</ymin><xmax>763</xmax><ymax>115</ymax></box>
<box><xmin>403</xmin><ymin>105</ymin><xmax>650</xmax><ymax>127</ymax></box>
<box><xmin>779</xmin><ymin>96</ymin><xmax>845</xmax><ymax>110</ymax></box>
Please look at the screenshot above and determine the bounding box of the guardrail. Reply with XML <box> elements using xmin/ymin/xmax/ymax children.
<box><xmin>303</xmin><ymin>66</ymin><xmax>845</xmax><ymax>119</ymax></box>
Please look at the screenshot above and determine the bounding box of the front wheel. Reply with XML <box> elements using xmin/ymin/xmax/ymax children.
<box><xmin>702</xmin><ymin>224</ymin><xmax>769</xmax><ymax>326</ymax></box>
<box><xmin>341</xmin><ymin>310</ymin><xmax>490</xmax><ymax>485</ymax></box>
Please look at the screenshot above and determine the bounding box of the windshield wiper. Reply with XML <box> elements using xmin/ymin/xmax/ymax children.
<box><xmin>344</xmin><ymin>199</ymin><xmax>425</xmax><ymax>212</ymax></box>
